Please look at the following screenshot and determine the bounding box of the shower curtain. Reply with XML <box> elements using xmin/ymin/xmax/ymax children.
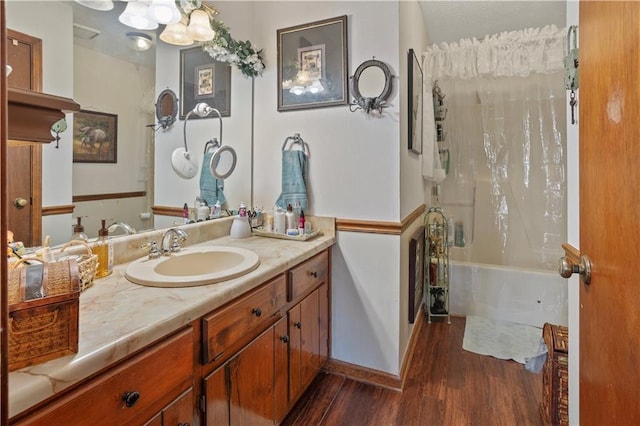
<box><xmin>421</xmin><ymin>26</ymin><xmax>567</xmax><ymax>270</ymax></box>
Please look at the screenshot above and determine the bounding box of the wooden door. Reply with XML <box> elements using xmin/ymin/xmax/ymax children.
<box><xmin>579</xmin><ymin>1</ymin><xmax>640</xmax><ymax>423</ymax></box>
<box><xmin>161</xmin><ymin>387</ymin><xmax>194</xmax><ymax>425</ymax></box>
<box><xmin>273</xmin><ymin>317</ymin><xmax>289</xmax><ymax>423</ymax></box>
<box><xmin>7</xmin><ymin>143</ymin><xmax>41</xmax><ymax>246</ymax></box>
<box><xmin>228</xmin><ymin>326</ymin><xmax>274</xmax><ymax>425</ymax></box>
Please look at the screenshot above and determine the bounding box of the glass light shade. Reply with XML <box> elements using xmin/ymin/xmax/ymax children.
<box><xmin>160</xmin><ymin>22</ymin><xmax>194</xmax><ymax>46</ymax></box>
<box><xmin>148</xmin><ymin>0</ymin><xmax>182</xmax><ymax>25</ymax></box>
<box><xmin>119</xmin><ymin>2</ymin><xmax>158</xmax><ymax>30</ymax></box>
<box><xmin>127</xmin><ymin>32</ymin><xmax>153</xmax><ymax>52</ymax></box>
<box><xmin>186</xmin><ymin>10</ymin><xmax>215</xmax><ymax>41</ymax></box>
<box><xmin>74</xmin><ymin>0</ymin><xmax>114</xmax><ymax>11</ymax></box>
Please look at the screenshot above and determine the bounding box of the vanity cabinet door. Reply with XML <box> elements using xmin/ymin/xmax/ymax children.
<box><xmin>289</xmin><ymin>289</ymin><xmax>320</xmax><ymax>400</ymax></box>
<box><xmin>143</xmin><ymin>388</ymin><xmax>194</xmax><ymax>426</ymax></box>
<box><xmin>204</xmin><ymin>317</ymin><xmax>288</xmax><ymax>426</ymax></box>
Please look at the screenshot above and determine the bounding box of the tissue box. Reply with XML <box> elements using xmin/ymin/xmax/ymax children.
<box><xmin>541</xmin><ymin>323</ymin><xmax>568</xmax><ymax>426</ymax></box>
<box><xmin>8</xmin><ymin>259</ymin><xmax>80</xmax><ymax>371</ymax></box>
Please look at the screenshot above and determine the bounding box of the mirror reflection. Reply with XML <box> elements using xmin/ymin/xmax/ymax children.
<box><xmin>5</xmin><ymin>1</ymin><xmax>253</xmax><ymax>247</ymax></box>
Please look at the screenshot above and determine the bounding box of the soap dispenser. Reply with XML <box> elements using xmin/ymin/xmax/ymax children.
<box><xmin>94</xmin><ymin>219</ymin><xmax>113</xmax><ymax>278</ymax></box>
<box><xmin>71</xmin><ymin>217</ymin><xmax>88</xmax><ymax>241</ymax></box>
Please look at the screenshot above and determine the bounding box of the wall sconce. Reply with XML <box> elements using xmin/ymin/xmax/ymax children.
<box><xmin>148</xmin><ymin>0</ymin><xmax>182</xmax><ymax>25</ymax></box>
<box><xmin>187</xmin><ymin>9</ymin><xmax>215</xmax><ymax>42</ymax></box>
<box><xmin>160</xmin><ymin>19</ymin><xmax>194</xmax><ymax>46</ymax></box>
<box><xmin>126</xmin><ymin>32</ymin><xmax>154</xmax><ymax>52</ymax></box>
<box><xmin>74</xmin><ymin>0</ymin><xmax>113</xmax><ymax>11</ymax></box>
<box><xmin>119</xmin><ymin>2</ymin><xmax>158</xmax><ymax>31</ymax></box>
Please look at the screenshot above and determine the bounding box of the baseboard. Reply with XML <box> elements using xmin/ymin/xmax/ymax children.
<box><xmin>323</xmin><ymin>358</ymin><xmax>402</xmax><ymax>392</ymax></box>
<box><xmin>399</xmin><ymin>305</ymin><xmax>425</xmax><ymax>389</ymax></box>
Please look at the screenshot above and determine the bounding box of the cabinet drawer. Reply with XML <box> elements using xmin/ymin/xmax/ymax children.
<box><xmin>16</xmin><ymin>327</ymin><xmax>194</xmax><ymax>426</ymax></box>
<box><xmin>202</xmin><ymin>275</ymin><xmax>286</xmax><ymax>364</ymax></box>
<box><xmin>288</xmin><ymin>251</ymin><xmax>328</xmax><ymax>301</ymax></box>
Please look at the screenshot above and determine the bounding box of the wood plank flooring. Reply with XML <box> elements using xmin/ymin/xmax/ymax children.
<box><xmin>283</xmin><ymin>316</ymin><xmax>543</xmax><ymax>426</ymax></box>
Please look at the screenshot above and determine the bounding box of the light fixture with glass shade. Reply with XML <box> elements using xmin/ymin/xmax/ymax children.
<box><xmin>186</xmin><ymin>9</ymin><xmax>215</xmax><ymax>42</ymax></box>
<box><xmin>126</xmin><ymin>32</ymin><xmax>154</xmax><ymax>52</ymax></box>
<box><xmin>160</xmin><ymin>20</ymin><xmax>194</xmax><ymax>46</ymax></box>
<box><xmin>119</xmin><ymin>2</ymin><xmax>158</xmax><ymax>30</ymax></box>
<box><xmin>74</xmin><ymin>0</ymin><xmax>114</xmax><ymax>11</ymax></box>
<box><xmin>148</xmin><ymin>0</ymin><xmax>182</xmax><ymax>25</ymax></box>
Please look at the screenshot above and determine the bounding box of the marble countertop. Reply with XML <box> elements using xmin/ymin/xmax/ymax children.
<box><xmin>9</xmin><ymin>217</ymin><xmax>335</xmax><ymax>418</ymax></box>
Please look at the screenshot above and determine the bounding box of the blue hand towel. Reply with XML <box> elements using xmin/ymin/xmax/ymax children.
<box><xmin>200</xmin><ymin>151</ymin><xmax>226</xmax><ymax>207</ymax></box>
<box><xmin>276</xmin><ymin>150</ymin><xmax>308</xmax><ymax>211</ymax></box>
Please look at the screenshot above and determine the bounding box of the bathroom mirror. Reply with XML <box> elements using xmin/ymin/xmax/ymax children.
<box><xmin>349</xmin><ymin>59</ymin><xmax>393</xmax><ymax>114</ymax></box>
<box><xmin>6</xmin><ymin>1</ymin><xmax>253</xmax><ymax>245</ymax></box>
<box><xmin>155</xmin><ymin>88</ymin><xmax>178</xmax><ymax>130</ymax></box>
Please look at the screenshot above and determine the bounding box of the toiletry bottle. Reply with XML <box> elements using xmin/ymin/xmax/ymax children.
<box><xmin>285</xmin><ymin>204</ymin><xmax>295</xmax><ymax>231</ymax></box>
<box><xmin>454</xmin><ymin>220</ymin><xmax>465</xmax><ymax>247</ymax></box>
<box><xmin>274</xmin><ymin>207</ymin><xmax>286</xmax><ymax>234</ymax></box>
<box><xmin>211</xmin><ymin>201</ymin><xmax>221</xmax><ymax>218</ymax></box>
<box><xmin>95</xmin><ymin>219</ymin><xmax>113</xmax><ymax>278</ymax></box>
<box><xmin>298</xmin><ymin>210</ymin><xmax>305</xmax><ymax>236</ymax></box>
<box><xmin>197</xmin><ymin>201</ymin><xmax>210</xmax><ymax>221</ymax></box>
<box><xmin>71</xmin><ymin>217</ymin><xmax>88</xmax><ymax>241</ymax></box>
<box><xmin>293</xmin><ymin>202</ymin><xmax>301</xmax><ymax>226</ymax></box>
<box><xmin>182</xmin><ymin>203</ymin><xmax>189</xmax><ymax>224</ymax></box>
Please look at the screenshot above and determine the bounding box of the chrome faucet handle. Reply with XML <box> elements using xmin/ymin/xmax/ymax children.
<box><xmin>170</xmin><ymin>236</ymin><xmax>182</xmax><ymax>253</ymax></box>
<box><xmin>143</xmin><ymin>241</ymin><xmax>161</xmax><ymax>259</ymax></box>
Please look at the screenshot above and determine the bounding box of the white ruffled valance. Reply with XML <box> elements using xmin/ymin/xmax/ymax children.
<box><xmin>423</xmin><ymin>25</ymin><xmax>567</xmax><ymax>81</ymax></box>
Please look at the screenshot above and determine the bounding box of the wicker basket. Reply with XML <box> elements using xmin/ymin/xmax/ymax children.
<box><xmin>541</xmin><ymin>323</ymin><xmax>569</xmax><ymax>426</ymax></box>
<box><xmin>8</xmin><ymin>257</ymin><xmax>80</xmax><ymax>371</ymax></box>
<box><xmin>58</xmin><ymin>240</ymin><xmax>98</xmax><ymax>292</ymax></box>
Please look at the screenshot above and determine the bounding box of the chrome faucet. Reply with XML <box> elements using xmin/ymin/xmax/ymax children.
<box><xmin>160</xmin><ymin>228</ymin><xmax>188</xmax><ymax>256</ymax></box>
<box><xmin>108</xmin><ymin>222</ymin><xmax>136</xmax><ymax>236</ymax></box>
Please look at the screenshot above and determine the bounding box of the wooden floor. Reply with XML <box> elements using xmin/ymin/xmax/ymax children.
<box><xmin>283</xmin><ymin>316</ymin><xmax>543</xmax><ymax>426</ymax></box>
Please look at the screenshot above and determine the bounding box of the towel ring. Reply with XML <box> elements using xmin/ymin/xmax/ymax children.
<box><xmin>282</xmin><ymin>133</ymin><xmax>309</xmax><ymax>156</ymax></box>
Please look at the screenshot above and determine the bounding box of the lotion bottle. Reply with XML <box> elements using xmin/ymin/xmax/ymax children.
<box><xmin>95</xmin><ymin>219</ymin><xmax>113</xmax><ymax>278</ymax></box>
<box><xmin>274</xmin><ymin>207</ymin><xmax>286</xmax><ymax>234</ymax></box>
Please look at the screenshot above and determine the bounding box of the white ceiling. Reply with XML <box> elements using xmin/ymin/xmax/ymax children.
<box><xmin>419</xmin><ymin>1</ymin><xmax>567</xmax><ymax>44</ymax></box>
<box><xmin>70</xmin><ymin>1</ymin><xmax>567</xmax><ymax>67</ymax></box>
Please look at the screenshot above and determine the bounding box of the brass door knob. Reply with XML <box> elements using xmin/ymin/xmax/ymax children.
<box><xmin>13</xmin><ymin>198</ymin><xmax>27</xmax><ymax>208</ymax></box>
<box><xmin>559</xmin><ymin>254</ymin><xmax>592</xmax><ymax>285</ymax></box>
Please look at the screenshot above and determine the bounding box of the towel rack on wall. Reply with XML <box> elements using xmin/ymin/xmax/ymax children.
<box><xmin>282</xmin><ymin>133</ymin><xmax>310</xmax><ymax>156</ymax></box>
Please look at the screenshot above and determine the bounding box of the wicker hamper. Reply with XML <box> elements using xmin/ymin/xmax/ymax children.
<box><xmin>8</xmin><ymin>258</ymin><xmax>80</xmax><ymax>371</ymax></box>
<box><xmin>541</xmin><ymin>323</ymin><xmax>569</xmax><ymax>426</ymax></box>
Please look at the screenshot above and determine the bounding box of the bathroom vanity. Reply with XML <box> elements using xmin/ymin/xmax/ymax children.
<box><xmin>8</xmin><ymin>218</ymin><xmax>335</xmax><ymax>425</ymax></box>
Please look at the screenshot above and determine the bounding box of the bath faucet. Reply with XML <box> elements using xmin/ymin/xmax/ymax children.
<box><xmin>160</xmin><ymin>228</ymin><xmax>188</xmax><ymax>256</ymax></box>
<box><xmin>108</xmin><ymin>222</ymin><xmax>136</xmax><ymax>236</ymax></box>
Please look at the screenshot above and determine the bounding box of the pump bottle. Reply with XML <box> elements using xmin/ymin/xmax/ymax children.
<box><xmin>95</xmin><ymin>219</ymin><xmax>113</xmax><ymax>278</ymax></box>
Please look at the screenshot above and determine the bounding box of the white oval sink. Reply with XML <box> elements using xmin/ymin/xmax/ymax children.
<box><xmin>125</xmin><ymin>246</ymin><xmax>260</xmax><ymax>288</ymax></box>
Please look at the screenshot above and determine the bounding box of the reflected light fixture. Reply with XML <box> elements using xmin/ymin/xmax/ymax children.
<box><xmin>186</xmin><ymin>9</ymin><xmax>215</xmax><ymax>42</ymax></box>
<box><xmin>119</xmin><ymin>2</ymin><xmax>158</xmax><ymax>30</ymax></box>
<box><xmin>126</xmin><ymin>32</ymin><xmax>154</xmax><ymax>52</ymax></box>
<box><xmin>74</xmin><ymin>0</ymin><xmax>114</xmax><ymax>11</ymax></box>
<box><xmin>148</xmin><ymin>0</ymin><xmax>182</xmax><ymax>25</ymax></box>
<box><xmin>160</xmin><ymin>20</ymin><xmax>194</xmax><ymax>46</ymax></box>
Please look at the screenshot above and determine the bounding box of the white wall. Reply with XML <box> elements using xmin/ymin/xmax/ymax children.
<box><xmin>6</xmin><ymin>1</ymin><xmax>75</xmax><ymax>245</ymax></box>
<box><xmin>398</xmin><ymin>0</ymin><xmax>428</xmax><ymax>371</ymax></box>
<box><xmin>249</xmin><ymin>1</ymin><xmax>411</xmax><ymax>375</ymax></box>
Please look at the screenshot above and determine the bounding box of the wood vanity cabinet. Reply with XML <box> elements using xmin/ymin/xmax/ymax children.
<box><xmin>12</xmin><ymin>327</ymin><xmax>195</xmax><ymax>426</ymax></box>
<box><xmin>201</xmin><ymin>250</ymin><xmax>330</xmax><ymax>425</ymax></box>
<box><xmin>10</xmin><ymin>248</ymin><xmax>331</xmax><ymax>426</ymax></box>
<box><xmin>287</xmin><ymin>251</ymin><xmax>330</xmax><ymax>404</ymax></box>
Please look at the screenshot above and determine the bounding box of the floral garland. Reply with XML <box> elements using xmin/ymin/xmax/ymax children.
<box><xmin>199</xmin><ymin>16</ymin><xmax>265</xmax><ymax>78</ymax></box>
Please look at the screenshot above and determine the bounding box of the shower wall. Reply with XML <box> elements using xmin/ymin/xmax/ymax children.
<box><xmin>434</xmin><ymin>73</ymin><xmax>567</xmax><ymax>271</ymax></box>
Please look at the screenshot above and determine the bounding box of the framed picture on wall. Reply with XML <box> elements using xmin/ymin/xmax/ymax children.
<box><xmin>72</xmin><ymin>110</ymin><xmax>118</xmax><ymax>163</ymax></box>
<box><xmin>408</xmin><ymin>225</ymin><xmax>425</xmax><ymax>323</ymax></box>
<box><xmin>180</xmin><ymin>46</ymin><xmax>231</xmax><ymax>119</ymax></box>
<box><xmin>277</xmin><ymin>15</ymin><xmax>349</xmax><ymax>111</ymax></box>
<box><xmin>407</xmin><ymin>48</ymin><xmax>423</xmax><ymax>154</ymax></box>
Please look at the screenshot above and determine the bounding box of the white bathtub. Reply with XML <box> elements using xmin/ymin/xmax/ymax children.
<box><xmin>448</xmin><ymin>260</ymin><xmax>568</xmax><ymax>328</ymax></box>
